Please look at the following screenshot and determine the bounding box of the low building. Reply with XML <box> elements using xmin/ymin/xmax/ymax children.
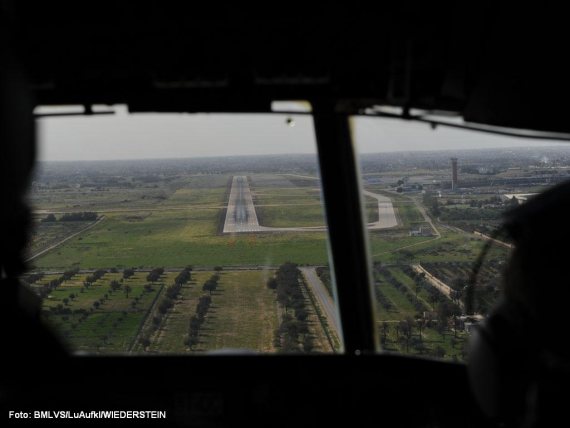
<box><xmin>458</xmin><ymin>315</ymin><xmax>484</xmax><ymax>332</ymax></box>
<box><xmin>410</xmin><ymin>226</ymin><xmax>434</xmax><ymax>237</ymax></box>
<box><xmin>501</xmin><ymin>193</ymin><xmax>537</xmax><ymax>204</ymax></box>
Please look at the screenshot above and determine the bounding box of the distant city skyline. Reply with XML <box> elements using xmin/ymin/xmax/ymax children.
<box><xmin>37</xmin><ymin>111</ymin><xmax>568</xmax><ymax>162</ymax></box>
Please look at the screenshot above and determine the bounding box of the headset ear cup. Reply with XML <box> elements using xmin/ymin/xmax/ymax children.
<box><xmin>468</xmin><ymin>323</ymin><xmax>501</xmax><ymax>419</ymax></box>
<box><xmin>468</xmin><ymin>303</ymin><xmax>532</xmax><ymax>425</ymax></box>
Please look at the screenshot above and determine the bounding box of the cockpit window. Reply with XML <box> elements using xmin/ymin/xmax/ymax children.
<box><xmin>22</xmin><ymin>109</ymin><xmax>342</xmax><ymax>355</ymax></box>
<box><xmin>351</xmin><ymin>115</ymin><xmax>569</xmax><ymax>361</ymax></box>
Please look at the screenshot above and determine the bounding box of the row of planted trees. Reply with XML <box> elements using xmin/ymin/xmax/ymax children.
<box><xmin>35</xmin><ymin>268</ymin><xmax>79</xmax><ymax>298</ymax></box>
<box><xmin>138</xmin><ymin>266</ymin><xmax>192</xmax><ymax>350</ymax></box>
<box><xmin>380</xmin><ymin>268</ymin><xmax>430</xmax><ymax>313</ymax></box>
<box><xmin>373</xmin><ymin>263</ymin><xmax>467</xmax><ymax>359</ymax></box>
<box><xmin>184</xmin><ymin>273</ymin><xmax>220</xmax><ymax>350</ymax></box>
<box><xmin>184</xmin><ymin>295</ymin><xmax>212</xmax><ymax>349</ymax></box>
<box><xmin>267</xmin><ymin>262</ymin><xmax>314</xmax><ymax>353</ymax></box>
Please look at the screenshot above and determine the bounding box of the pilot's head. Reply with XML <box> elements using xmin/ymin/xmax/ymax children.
<box><xmin>469</xmin><ymin>180</ymin><xmax>570</xmax><ymax>427</ymax></box>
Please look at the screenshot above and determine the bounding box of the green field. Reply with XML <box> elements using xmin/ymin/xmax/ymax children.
<box><xmin>41</xmin><ymin>271</ymin><xmax>167</xmax><ymax>353</ymax></box>
<box><xmin>188</xmin><ymin>270</ymin><xmax>279</xmax><ymax>352</ymax></box>
<box><xmin>146</xmin><ymin>270</ymin><xmax>281</xmax><ymax>353</ymax></box>
<box><xmin>252</xmin><ymin>179</ymin><xmax>325</xmax><ymax>227</ymax></box>
<box><xmin>37</xmin><ymin>268</ymin><xmax>334</xmax><ymax>355</ymax></box>
<box><xmin>27</xmin><ymin>220</ymin><xmax>92</xmax><ymax>256</ymax></box>
<box><xmin>395</xmin><ymin>201</ymin><xmax>424</xmax><ymax>226</ymax></box>
<box><xmin>30</xmin><ymin>174</ymin><xmax>331</xmax><ymax>269</ymax></box>
<box><xmin>374</xmin><ymin>265</ymin><xmax>469</xmax><ymax>361</ymax></box>
<box><xmin>147</xmin><ymin>270</ymin><xmax>212</xmax><ymax>353</ymax></box>
<box><xmin>28</xmin><ymin>167</ymin><xmax>509</xmax><ymax>361</ymax></box>
<box><xmin>30</xmin><ymin>211</ymin><xmax>330</xmax><ymax>269</ymax></box>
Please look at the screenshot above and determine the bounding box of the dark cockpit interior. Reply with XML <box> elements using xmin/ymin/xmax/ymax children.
<box><xmin>2</xmin><ymin>2</ymin><xmax>570</xmax><ymax>427</ymax></box>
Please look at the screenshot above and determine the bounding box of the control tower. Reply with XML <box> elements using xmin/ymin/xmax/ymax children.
<box><xmin>451</xmin><ymin>157</ymin><xmax>458</xmax><ymax>190</ymax></box>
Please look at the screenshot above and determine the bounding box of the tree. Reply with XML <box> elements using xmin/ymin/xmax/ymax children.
<box><xmin>214</xmin><ymin>266</ymin><xmax>223</xmax><ymax>272</ymax></box>
<box><xmin>42</xmin><ymin>213</ymin><xmax>57</xmax><ymax>222</ymax></box>
<box><xmin>60</xmin><ymin>211</ymin><xmax>97</xmax><ymax>222</ymax></box>
<box><xmin>123</xmin><ymin>268</ymin><xmax>135</xmax><ymax>280</ymax></box>
<box><xmin>303</xmin><ymin>335</ymin><xmax>314</xmax><ymax>353</ymax></box>
<box><xmin>139</xmin><ymin>337</ymin><xmax>151</xmax><ymax>349</ymax></box>
<box><xmin>434</xmin><ymin>345</ymin><xmax>446</xmax><ymax>358</ymax></box>
<box><xmin>400</xmin><ymin>318</ymin><xmax>414</xmax><ymax>352</ymax></box>
<box><xmin>416</xmin><ymin>318</ymin><xmax>425</xmax><ymax>342</ymax></box>
<box><xmin>202</xmin><ymin>274</ymin><xmax>219</xmax><ymax>295</ymax></box>
<box><xmin>295</xmin><ymin>308</ymin><xmax>308</xmax><ymax>322</ymax></box>
<box><xmin>124</xmin><ymin>284</ymin><xmax>132</xmax><ymax>298</ymax></box>
<box><xmin>381</xmin><ymin>321</ymin><xmax>390</xmax><ymax>342</ymax></box>
<box><xmin>187</xmin><ymin>335</ymin><xmax>199</xmax><ymax>350</ymax></box>
<box><xmin>146</xmin><ymin>267</ymin><xmax>164</xmax><ymax>282</ymax></box>
<box><xmin>158</xmin><ymin>298</ymin><xmax>173</xmax><ymax>314</ymax></box>
<box><xmin>109</xmin><ymin>280</ymin><xmax>121</xmax><ymax>292</ymax></box>
<box><xmin>189</xmin><ymin>315</ymin><xmax>201</xmax><ymax>333</ymax></box>
<box><xmin>428</xmin><ymin>289</ymin><xmax>440</xmax><ymax>311</ymax></box>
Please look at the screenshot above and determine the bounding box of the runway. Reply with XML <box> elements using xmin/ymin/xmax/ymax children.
<box><xmin>223</xmin><ymin>176</ymin><xmax>398</xmax><ymax>233</ymax></box>
<box><xmin>223</xmin><ymin>176</ymin><xmax>265</xmax><ymax>233</ymax></box>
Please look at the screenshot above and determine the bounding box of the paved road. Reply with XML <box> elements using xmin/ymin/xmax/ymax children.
<box><xmin>300</xmin><ymin>267</ymin><xmax>341</xmax><ymax>340</ymax></box>
<box><xmin>412</xmin><ymin>264</ymin><xmax>464</xmax><ymax>309</ymax></box>
<box><xmin>473</xmin><ymin>231</ymin><xmax>513</xmax><ymax>249</ymax></box>
<box><xmin>284</xmin><ymin>173</ymin><xmax>398</xmax><ymax>230</ymax></box>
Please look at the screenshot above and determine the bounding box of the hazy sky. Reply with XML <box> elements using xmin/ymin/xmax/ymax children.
<box><xmin>37</xmin><ymin>108</ymin><xmax>567</xmax><ymax>162</ymax></box>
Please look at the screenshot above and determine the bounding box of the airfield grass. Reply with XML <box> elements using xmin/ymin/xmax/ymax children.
<box><xmin>27</xmin><ymin>220</ymin><xmax>89</xmax><ymax>256</ymax></box>
<box><xmin>161</xmin><ymin>187</ymin><xmax>227</xmax><ymax>207</ymax></box>
<box><xmin>364</xmin><ymin>196</ymin><xmax>379</xmax><ymax>223</ymax></box>
<box><xmin>31</xmin><ymin>175</ymin><xmax>498</xmax><ymax>271</ymax></box>
<box><xmin>258</xmin><ymin>204</ymin><xmax>326</xmax><ymax>227</ymax></box>
<box><xmin>253</xmin><ymin>186</ymin><xmax>324</xmax><ymax>227</ymax></box>
<box><xmin>31</xmin><ymin>186</ymin><xmax>175</xmax><ymax>212</ymax></box>
<box><xmin>253</xmin><ymin>187</ymin><xmax>321</xmax><ymax>205</ymax></box>
<box><xmin>31</xmin><ymin>208</ymin><xmax>330</xmax><ymax>269</ymax></box>
<box><xmin>394</xmin><ymin>201</ymin><xmax>424</xmax><ymax>227</ymax></box>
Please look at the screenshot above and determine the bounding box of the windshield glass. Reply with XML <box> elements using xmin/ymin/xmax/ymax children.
<box><xmin>352</xmin><ymin>115</ymin><xmax>569</xmax><ymax>361</ymax></box>
<box><xmin>23</xmin><ymin>109</ymin><xmax>342</xmax><ymax>355</ymax></box>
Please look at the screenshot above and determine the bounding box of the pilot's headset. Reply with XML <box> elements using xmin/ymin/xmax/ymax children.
<box><xmin>467</xmin><ymin>181</ymin><xmax>570</xmax><ymax>427</ymax></box>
